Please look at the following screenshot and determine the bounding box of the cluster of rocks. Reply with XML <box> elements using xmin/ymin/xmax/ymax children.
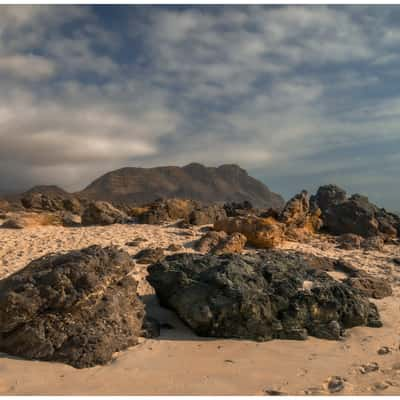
<box><xmin>0</xmin><ymin>246</ymin><xmax>146</xmax><ymax>368</ymax></box>
<box><xmin>136</xmin><ymin>198</ymin><xmax>228</xmax><ymax>226</ymax></box>
<box><xmin>147</xmin><ymin>251</ymin><xmax>382</xmax><ymax>341</ymax></box>
<box><xmin>311</xmin><ymin>184</ymin><xmax>400</xmax><ymax>239</ymax></box>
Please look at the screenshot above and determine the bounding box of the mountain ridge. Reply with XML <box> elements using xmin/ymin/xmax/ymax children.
<box><xmin>78</xmin><ymin>163</ymin><xmax>284</xmax><ymax>208</ymax></box>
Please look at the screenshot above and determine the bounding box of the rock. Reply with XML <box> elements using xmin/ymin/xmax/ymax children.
<box><xmin>125</xmin><ymin>238</ymin><xmax>147</xmax><ymax>247</ymax></box>
<box><xmin>0</xmin><ymin>199</ymin><xmax>10</xmax><ymax>212</ymax></box>
<box><xmin>344</xmin><ymin>276</ymin><xmax>392</xmax><ymax>299</ymax></box>
<box><xmin>279</xmin><ymin>191</ymin><xmax>321</xmax><ymax>230</ymax></box>
<box><xmin>0</xmin><ymin>245</ymin><xmax>144</xmax><ymax>368</ymax></box>
<box><xmin>1</xmin><ymin>217</ymin><xmax>25</xmax><ymax>229</ymax></box>
<box><xmin>195</xmin><ymin>231</ymin><xmax>246</xmax><ymax>254</ymax></box>
<box><xmin>82</xmin><ymin>201</ymin><xmax>129</xmax><ymax>226</ymax></box>
<box><xmin>323</xmin><ymin>194</ymin><xmax>380</xmax><ymax>237</ymax></box>
<box><xmin>61</xmin><ymin>212</ymin><xmax>81</xmax><ymax>227</ymax></box>
<box><xmin>264</xmin><ymin>389</ymin><xmax>287</xmax><ymax>395</ymax></box>
<box><xmin>147</xmin><ymin>251</ymin><xmax>382</xmax><ymax>341</ymax></box>
<box><xmin>141</xmin><ymin>317</ymin><xmax>160</xmax><ymax>338</ymax></box>
<box><xmin>377</xmin><ymin>346</ymin><xmax>391</xmax><ymax>355</ymax></box>
<box><xmin>139</xmin><ymin>198</ymin><xmax>198</xmax><ymax>225</ymax></box>
<box><xmin>166</xmin><ymin>243</ymin><xmax>184</xmax><ymax>252</ymax></box>
<box><xmin>371</xmin><ymin>382</ymin><xmax>389</xmax><ymax>391</ymax></box>
<box><xmin>326</xmin><ymin>376</ymin><xmax>345</xmax><ymax>393</ymax></box>
<box><xmin>360</xmin><ymin>362</ymin><xmax>379</xmax><ymax>374</ymax></box>
<box><xmin>313</xmin><ymin>186</ymin><xmax>400</xmax><ymax>239</ymax></box>
<box><xmin>337</xmin><ymin>233</ymin><xmax>363</xmax><ymax>250</ymax></box>
<box><xmin>214</xmin><ymin>216</ymin><xmax>285</xmax><ymax>249</ymax></box>
<box><xmin>310</xmin><ymin>185</ymin><xmax>347</xmax><ymax>213</ymax></box>
<box><xmin>134</xmin><ymin>248</ymin><xmax>165</xmax><ymax>264</ymax></box>
<box><xmin>195</xmin><ymin>231</ymin><xmax>228</xmax><ymax>253</ymax></box>
<box><xmin>214</xmin><ymin>232</ymin><xmax>247</xmax><ymax>255</ymax></box>
<box><xmin>361</xmin><ymin>236</ymin><xmax>385</xmax><ymax>251</ymax></box>
<box><xmin>1</xmin><ymin>212</ymin><xmax>62</xmax><ymax>229</ymax></box>
<box><xmin>392</xmin><ymin>258</ymin><xmax>400</xmax><ymax>266</ymax></box>
<box><xmin>224</xmin><ymin>201</ymin><xmax>254</xmax><ymax>217</ymax></box>
<box><xmin>189</xmin><ymin>205</ymin><xmax>227</xmax><ymax>226</ymax></box>
<box><xmin>62</xmin><ymin>198</ymin><xmax>82</xmax><ymax>215</ymax></box>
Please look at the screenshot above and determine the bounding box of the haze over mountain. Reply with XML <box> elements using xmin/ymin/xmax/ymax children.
<box><xmin>78</xmin><ymin>163</ymin><xmax>284</xmax><ymax>208</ymax></box>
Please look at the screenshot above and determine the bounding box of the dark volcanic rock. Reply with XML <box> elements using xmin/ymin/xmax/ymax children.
<box><xmin>82</xmin><ymin>201</ymin><xmax>129</xmax><ymax>226</ymax></box>
<box><xmin>0</xmin><ymin>245</ymin><xmax>144</xmax><ymax>368</ymax></box>
<box><xmin>134</xmin><ymin>247</ymin><xmax>165</xmax><ymax>264</ymax></box>
<box><xmin>312</xmin><ymin>185</ymin><xmax>400</xmax><ymax>239</ymax></box>
<box><xmin>147</xmin><ymin>252</ymin><xmax>381</xmax><ymax>341</ymax></box>
<box><xmin>310</xmin><ymin>185</ymin><xmax>347</xmax><ymax>213</ymax></box>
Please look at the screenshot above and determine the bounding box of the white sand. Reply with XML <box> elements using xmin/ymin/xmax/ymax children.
<box><xmin>0</xmin><ymin>224</ymin><xmax>399</xmax><ymax>395</ymax></box>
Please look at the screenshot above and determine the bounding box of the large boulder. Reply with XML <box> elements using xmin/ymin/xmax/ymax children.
<box><xmin>214</xmin><ymin>216</ymin><xmax>285</xmax><ymax>249</ymax></box>
<box><xmin>312</xmin><ymin>186</ymin><xmax>400</xmax><ymax>239</ymax></box>
<box><xmin>82</xmin><ymin>201</ymin><xmax>129</xmax><ymax>226</ymax></box>
<box><xmin>147</xmin><ymin>252</ymin><xmax>381</xmax><ymax>341</ymax></box>
<box><xmin>189</xmin><ymin>205</ymin><xmax>227</xmax><ymax>226</ymax></box>
<box><xmin>0</xmin><ymin>245</ymin><xmax>144</xmax><ymax>368</ymax></box>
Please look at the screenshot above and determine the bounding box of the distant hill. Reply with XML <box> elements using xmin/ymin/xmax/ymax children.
<box><xmin>78</xmin><ymin>163</ymin><xmax>284</xmax><ymax>209</ymax></box>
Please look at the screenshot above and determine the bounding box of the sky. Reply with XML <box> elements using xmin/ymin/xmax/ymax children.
<box><xmin>0</xmin><ymin>5</ymin><xmax>400</xmax><ymax>210</ymax></box>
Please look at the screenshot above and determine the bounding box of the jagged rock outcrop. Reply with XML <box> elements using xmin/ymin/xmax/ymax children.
<box><xmin>312</xmin><ymin>185</ymin><xmax>400</xmax><ymax>239</ymax></box>
<box><xmin>147</xmin><ymin>252</ymin><xmax>382</xmax><ymax>341</ymax></box>
<box><xmin>195</xmin><ymin>231</ymin><xmax>247</xmax><ymax>254</ymax></box>
<box><xmin>81</xmin><ymin>201</ymin><xmax>129</xmax><ymax>226</ymax></box>
<box><xmin>277</xmin><ymin>191</ymin><xmax>323</xmax><ymax>241</ymax></box>
<box><xmin>78</xmin><ymin>163</ymin><xmax>284</xmax><ymax>209</ymax></box>
<box><xmin>0</xmin><ymin>246</ymin><xmax>145</xmax><ymax>368</ymax></box>
<box><xmin>214</xmin><ymin>216</ymin><xmax>285</xmax><ymax>249</ymax></box>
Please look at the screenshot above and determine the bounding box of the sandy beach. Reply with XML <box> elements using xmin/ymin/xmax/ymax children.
<box><xmin>0</xmin><ymin>223</ymin><xmax>399</xmax><ymax>395</ymax></box>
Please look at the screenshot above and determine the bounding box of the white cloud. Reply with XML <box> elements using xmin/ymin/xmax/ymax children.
<box><xmin>0</xmin><ymin>54</ymin><xmax>55</xmax><ymax>80</ymax></box>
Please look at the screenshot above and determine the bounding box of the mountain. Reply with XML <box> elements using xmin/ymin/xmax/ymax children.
<box><xmin>78</xmin><ymin>163</ymin><xmax>284</xmax><ymax>209</ymax></box>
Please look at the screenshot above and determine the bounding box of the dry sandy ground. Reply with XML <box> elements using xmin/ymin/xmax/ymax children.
<box><xmin>0</xmin><ymin>223</ymin><xmax>400</xmax><ymax>395</ymax></box>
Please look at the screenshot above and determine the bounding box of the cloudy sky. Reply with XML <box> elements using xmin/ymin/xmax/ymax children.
<box><xmin>1</xmin><ymin>5</ymin><xmax>400</xmax><ymax>209</ymax></box>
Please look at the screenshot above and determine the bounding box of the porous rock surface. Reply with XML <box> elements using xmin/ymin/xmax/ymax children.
<box><xmin>147</xmin><ymin>251</ymin><xmax>382</xmax><ymax>341</ymax></box>
<box><xmin>0</xmin><ymin>245</ymin><xmax>144</xmax><ymax>368</ymax></box>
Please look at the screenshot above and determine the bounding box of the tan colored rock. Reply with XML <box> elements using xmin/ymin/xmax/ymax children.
<box><xmin>214</xmin><ymin>216</ymin><xmax>285</xmax><ymax>249</ymax></box>
<box><xmin>214</xmin><ymin>232</ymin><xmax>247</xmax><ymax>254</ymax></box>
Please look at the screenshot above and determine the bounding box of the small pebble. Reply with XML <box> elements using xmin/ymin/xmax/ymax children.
<box><xmin>327</xmin><ymin>376</ymin><xmax>345</xmax><ymax>393</ymax></box>
<box><xmin>360</xmin><ymin>362</ymin><xmax>379</xmax><ymax>374</ymax></box>
<box><xmin>377</xmin><ymin>346</ymin><xmax>391</xmax><ymax>355</ymax></box>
